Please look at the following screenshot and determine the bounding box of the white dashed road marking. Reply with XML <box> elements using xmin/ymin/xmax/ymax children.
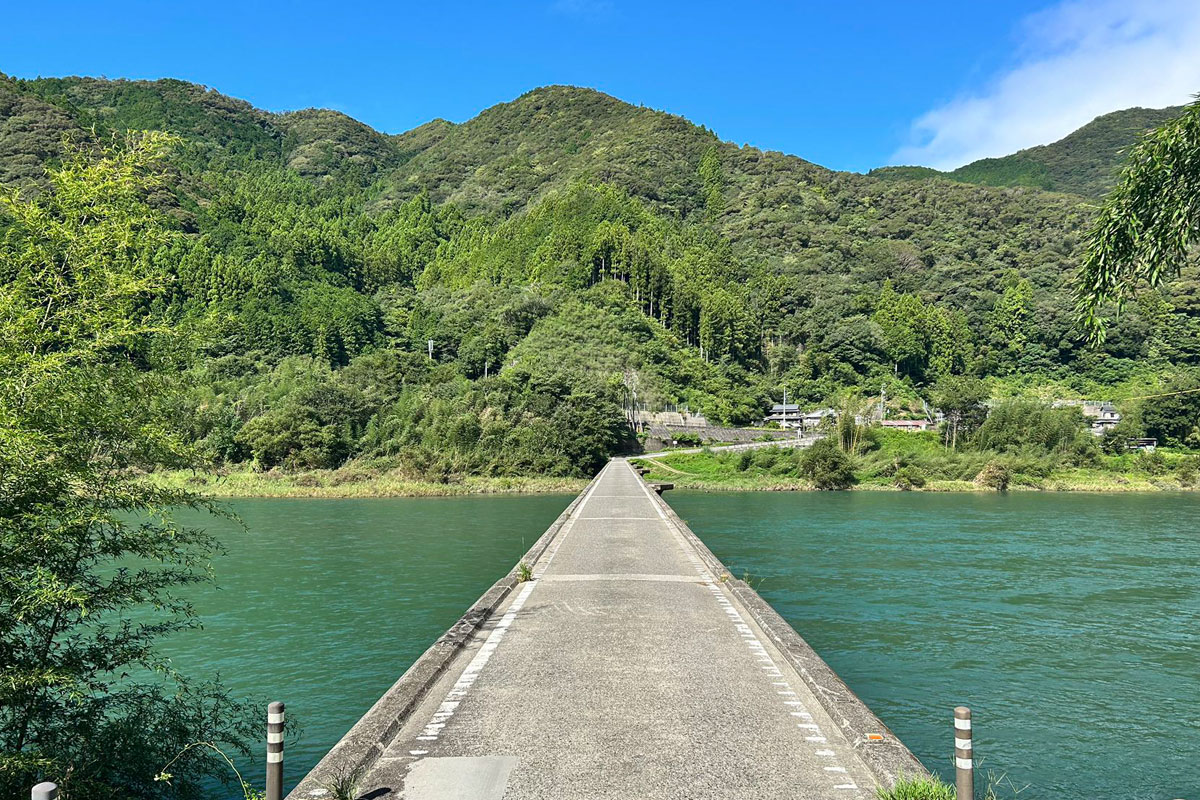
<box><xmin>631</xmin><ymin>462</ymin><xmax>864</xmax><ymax>798</ymax></box>
<box><xmin>410</xmin><ymin>464</ymin><xmax>612</xmax><ymax>747</ymax></box>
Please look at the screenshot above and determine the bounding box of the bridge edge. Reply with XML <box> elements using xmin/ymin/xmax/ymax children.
<box><xmin>646</xmin><ymin>478</ymin><xmax>931</xmax><ymax>788</ymax></box>
<box><xmin>284</xmin><ymin>472</ymin><xmax>603</xmax><ymax>799</ymax></box>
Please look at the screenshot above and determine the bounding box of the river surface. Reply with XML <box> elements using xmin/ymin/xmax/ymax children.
<box><xmin>675</xmin><ymin>491</ymin><xmax>1200</xmax><ymax>800</ymax></box>
<box><xmin>166</xmin><ymin>492</ymin><xmax>1198</xmax><ymax>799</ymax></box>
<box><xmin>164</xmin><ymin>495</ymin><xmax>570</xmax><ymax>797</ymax></box>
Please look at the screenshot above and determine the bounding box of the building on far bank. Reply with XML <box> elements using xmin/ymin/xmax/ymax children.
<box><xmin>1082</xmin><ymin>401</ymin><xmax>1122</xmax><ymax>436</ymax></box>
<box><xmin>763</xmin><ymin>405</ymin><xmax>836</xmax><ymax>430</ymax></box>
<box><xmin>1053</xmin><ymin>399</ymin><xmax>1122</xmax><ymax>436</ymax></box>
<box><xmin>765</xmin><ymin>403</ymin><xmax>802</xmax><ymax>428</ymax></box>
<box><xmin>880</xmin><ymin>419</ymin><xmax>935</xmax><ymax>433</ymax></box>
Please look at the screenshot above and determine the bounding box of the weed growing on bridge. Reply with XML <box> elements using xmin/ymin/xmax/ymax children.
<box><xmin>322</xmin><ymin>764</ymin><xmax>367</xmax><ymax>800</ymax></box>
<box><xmin>875</xmin><ymin>774</ymin><xmax>955</xmax><ymax>800</ymax></box>
<box><xmin>740</xmin><ymin>571</ymin><xmax>768</xmax><ymax>591</ymax></box>
<box><xmin>517</xmin><ymin>561</ymin><xmax>534</xmax><ymax>582</ymax></box>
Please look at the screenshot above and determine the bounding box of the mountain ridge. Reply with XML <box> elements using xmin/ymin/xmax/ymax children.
<box><xmin>871</xmin><ymin>105</ymin><xmax>1183</xmax><ymax>198</ymax></box>
<box><xmin>5</xmin><ymin>70</ymin><xmax>1179</xmax><ymax>201</ymax></box>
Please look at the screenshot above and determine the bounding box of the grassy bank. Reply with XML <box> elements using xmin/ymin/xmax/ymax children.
<box><xmin>146</xmin><ymin>426</ymin><xmax>1200</xmax><ymax>498</ymax></box>
<box><xmin>631</xmin><ymin>430</ymin><xmax>1200</xmax><ymax>493</ymax></box>
<box><xmin>146</xmin><ymin>466</ymin><xmax>588</xmax><ymax>498</ymax></box>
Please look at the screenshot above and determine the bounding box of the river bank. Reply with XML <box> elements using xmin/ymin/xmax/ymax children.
<box><xmin>634</xmin><ymin>467</ymin><xmax>1195</xmax><ymax>493</ymax></box>
<box><xmin>145</xmin><ymin>460</ymin><xmax>1193</xmax><ymax>499</ymax></box>
<box><xmin>145</xmin><ymin>467</ymin><xmax>588</xmax><ymax>498</ymax></box>
<box><xmin>631</xmin><ymin>442</ymin><xmax>1200</xmax><ymax>493</ymax></box>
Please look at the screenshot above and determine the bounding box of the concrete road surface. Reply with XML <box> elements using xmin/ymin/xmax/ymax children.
<box><xmin>360</xmin><ymin>460</ymin><xmax>884</xmax><ymax>799</ymax></box>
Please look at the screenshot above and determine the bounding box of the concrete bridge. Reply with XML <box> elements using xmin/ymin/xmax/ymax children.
<box><xmin>288</xmin><ymin>460</ymin><xmax>925</xmax><ymax>799</ymax></box>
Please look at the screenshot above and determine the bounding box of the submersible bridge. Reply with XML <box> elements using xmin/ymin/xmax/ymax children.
<box><xmin>287</xmin><ymin>459</ymin><xmax>925</xmax><ymax>799</ymax></box>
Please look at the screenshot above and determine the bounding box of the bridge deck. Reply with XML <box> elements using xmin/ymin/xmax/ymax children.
<box><xmin>345</xmin><ymin>460</ymin><xmax>889</xmax><ymax>799</ymax></box>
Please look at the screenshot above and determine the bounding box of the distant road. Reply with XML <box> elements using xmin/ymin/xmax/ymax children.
<box><xmin>637</xmin><ymin>433</ymin><xmax>822</xmax><ymax>459</ymax></box>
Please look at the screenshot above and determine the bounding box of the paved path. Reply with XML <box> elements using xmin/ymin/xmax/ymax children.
<box><xmin>358</xmin><ymin>459</ymin><xmax>883</xmax><ymax>799</ymax></box>
<box><xmin>637</xmin><ymin>435</ymin><xmax>820</xmax><ymax>459</ymax></box>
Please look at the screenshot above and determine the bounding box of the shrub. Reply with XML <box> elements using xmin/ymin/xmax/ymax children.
<box><xmin>974</xmin><ymin>461</ymin><xmax>1011</xmax><ymax>491</ymax></box>
<box><xmin>876</xmin><ymin>775</ymin><xmax>956</xmax><ymax>800</ymax></box>
<box><xmin>236</xmin><ymin>412</ymin><xmax>355</xmax><ymax>470</ymax></box>
<box><xmin>893</xmin><ymin>465</ymin><xmax>927</xmax><ymax>490</ymax></box>
<box><xmin>799</xmin><ymin>438</ymin><xmax>857</xmax><ymax>490</ymax></box>
<box><xmin>1100</xmin><ymin>425</ymin><xmax>1129</xmax><ymax>454</ymax></box>
<box><xmin>1176</xmin><ymin>456</ymin><xmax>1200</xmax><ymax>486</ymax></box>
<box><xmin>753</xmin><ymin>448</ymin><xmax>780</xmax><ymax>470</ymax></box>
<box><xmin>1142</xmin><ymin>375</ymin><xmax>1200</xmax><ymax>446</ymax></box>
<box><xmin>1136</xmin><ymin>449</ymin><xmax>1167</xmax><ymax>475</ymax></box>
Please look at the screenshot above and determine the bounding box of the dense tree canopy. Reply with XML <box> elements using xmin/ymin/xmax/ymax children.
<box><xmin>1078</xmin><ymin>98</ymin><xmax>1200</xmax><ymax>342</ymax></box>
<box><xmin>0</xmin><ymin>134</ymin><xmax>255</xmax><ymax>798</ymax></box>
<box><xmin>0</xmin><ymin>73</ymin><xmax>1197</xmax><ymax>482</ymax></box>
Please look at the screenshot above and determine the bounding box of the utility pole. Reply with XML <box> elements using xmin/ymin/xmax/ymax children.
<box><xmin>427</xmin><ymin>339</ymin><xmax>434</xmax><ymax>361</ymax></box>
<box><xmin>880</xmin><ymin>384</ymin><xmax>887</xmax><ymax>421</ymax></box>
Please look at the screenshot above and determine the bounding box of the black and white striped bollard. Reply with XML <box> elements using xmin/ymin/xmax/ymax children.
<box><xmin>266</xmin><ymin>701</ymin><xmax>285</xmax><ymax>800</ymax></box>
<box><xmin>31</xmin><ymin>783</ymin><xmax>58</xmax><ymax>800</ymax></box>
<box><xmin>954</xmin><ymin>706</ymin><xmax>973</xmax><ymax>800</ymax></box>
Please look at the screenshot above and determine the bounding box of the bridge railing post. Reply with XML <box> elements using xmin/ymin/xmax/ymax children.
<box><xmin>31</xmin><ymin>782</ymin><xmax>58</xmax><ymax>800</ymax></box>
<box><xmin>266</xmin><ymin>701</ymin><xmax>285</xmax><ymax>800</ymax></box>
<box><xmin>954</xmin><ymin>706</ymin><xmax>973</xmax><ymax>800</ymax></box>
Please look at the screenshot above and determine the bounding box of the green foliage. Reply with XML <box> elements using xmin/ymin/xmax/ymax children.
<box><xmin>798</xmin><ymin>438</ymin><xmax>857</xmax><ymax>489</ymax></box>
<box><xmin>892</xmin><ymin>465</ymin><xmax>927</xmax><ymax>490</ymax></box>
<box><xmin>974</xmin><ymin>400</ymin><xmax>1098</xmax><ymax>464</ymax></box>
<box><xmin>698</xmin><ymin>145</ymin><xmax>724</xmax><ymax>220</ymax></box>
<box><xmin>874</xmin><ymin>281</ymin><xmax>927</xmax><ymax>374</ymax></box>
<box><xmin>1135</xmin><ymin>449</ymin><xmax>1168</xmax><ymax>475</ymax></box>
<box><xmin>0</xmin><ymin>134</ymin><xmax>255</xmax><ymax>798</ymax></box>
<box><xmin>932</xmin><ymin>376</ymin><xmax>989</xmax><ymax>449</ymax></box>
<box><xmin>1078</xmin><ymin>99</ymin><xmax>1200</xmax><ymax>341</ymax></box>
<box><xmin>975</xmin><ymin>461</ymin><xmax>1012</xmax><ymax>491</ymax></box>
<box><xmin>875</xmin><ymin>775</ymin><xmax>956</xmax><ymax>800</ymax></box>
<box><xmin>1176</xmin><ymin>456</ymin><xmax>1200</xmax><ymax>486</ymax></box>
<box><xmin>1141</xmin><ymin>376</ymin><xmax>1200</xmax><ymax>447</ymax></box>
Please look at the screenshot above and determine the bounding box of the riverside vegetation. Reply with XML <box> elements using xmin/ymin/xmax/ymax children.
<box><xmin>635</xmin><ymin>424</ymin><xmax>1200</xmax><ymax>493</ymax></box>
<box><xmin>637</xmin><ymin>384</ymin><xmax>1200</xmax><ymax>493</ymax></box>
<box><xmin>4</xmin><ymin>69</ymin><xmax>1200</xmax><ymax>797</ymax></box>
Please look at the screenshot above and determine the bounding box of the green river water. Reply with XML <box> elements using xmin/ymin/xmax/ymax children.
<box><xmin>168</xmin><ymin>492</ymin><xmax>1198</xmax><ymax>799</ymax></box>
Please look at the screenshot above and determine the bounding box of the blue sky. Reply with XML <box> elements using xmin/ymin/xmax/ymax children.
<box><xmin>4</xmin><ymin>1</ymin><xmax>1199</xmax><ymax>172</ymax></box>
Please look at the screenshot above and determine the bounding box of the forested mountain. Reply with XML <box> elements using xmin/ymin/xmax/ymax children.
<box><xmin>2</xmin><ymin>72</ymin><xmax>1197</xmax><ymax>479</ymax></box>
<box><xmin>872</xmin><ymin>106</ymin><xmax>1183</xmax><ymax>197</ymax></box>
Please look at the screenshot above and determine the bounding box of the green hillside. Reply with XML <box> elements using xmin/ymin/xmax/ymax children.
<box><xmin>2</xmin><ymin>72</ymin><xmax>1198</xmax><ymax>482</ymax></box>
<box><xmin>872</xmin><ymin>106</ymin><xmax>1183</xmax><ymax>197</ymax></box>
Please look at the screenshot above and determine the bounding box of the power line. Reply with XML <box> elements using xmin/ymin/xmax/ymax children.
<box><xmin>1125</xmin><ymin>387</ymin><xmax>1200</xmax><ymax>401</ymax></box>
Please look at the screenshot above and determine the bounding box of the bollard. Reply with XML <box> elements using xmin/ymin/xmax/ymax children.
<box><xmin>954</xmin><ymin>706</ymin><xmax>973</xmax><ymax>800</ymax></box>
<box><xmin>32</xmin><ymin>783</ymin><xmax>58</xmax><ymax>800</ymax></box>
<box><xmin>266</xmin><ymin>701</ymin><xmax>285</xmax><ymax>800</ymax></box>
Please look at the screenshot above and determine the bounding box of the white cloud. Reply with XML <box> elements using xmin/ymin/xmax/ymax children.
<box><xmin>891</xmin><ymin>0</ymin><xmax>1200</xmax><ymax>170</ymax></box>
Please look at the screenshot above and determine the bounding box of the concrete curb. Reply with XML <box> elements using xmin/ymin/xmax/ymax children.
<box><xmin>645</xmin><ymin>479</ymin><xmax>930</xmax><ymax>788</ymax></box>
<box><xmin>285</xmin><ymin>476</ymin><xmax>601</xmax><ymax>799</ymax></box>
